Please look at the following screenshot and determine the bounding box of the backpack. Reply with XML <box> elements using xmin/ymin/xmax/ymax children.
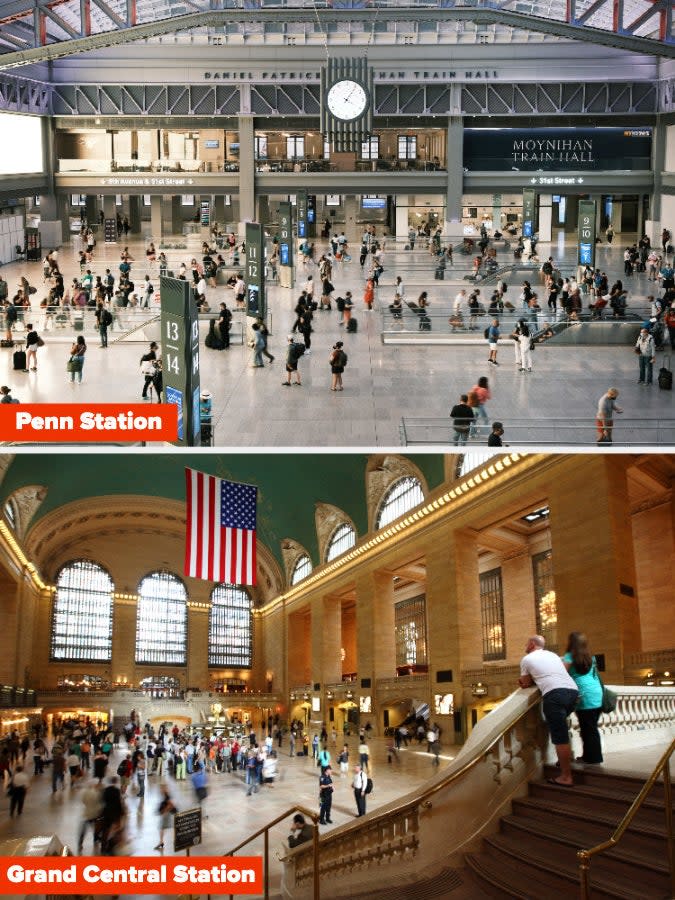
<box><xmin>103</xmin><ymin>310</ymin><xmax>113</xmax><ymax>326</ymax></box>
<box><xmin>117</xmin><ymin>761</ymin><xmax>127</xmax><ymax>777</ymax></box>
<box><xmin>147</xmin><ymin>283</ymin><xmax>154</xmax><ymax>294</ymax></box>
<box><xmin>484</xmin><ymin>326</ymin><xmax>491</xmax><ymax>340</ymax></box>
<box><xmin>292</xmin><ymin>342</ymin><xmax>306</xmax><ymax>359</ymax></box>
<box><xmin>336</xmin><ymin>296</ymin><xmax>346</xmax><ymax>312</ymax></box>
<box><xmin>346</xmin><ymin>318</ymin><xmax>358</xmax><ymax>333</ymax></box>
<box><xmin>337</xmin><ymin>350</ymin><xmax>348</xmax><ymax>367</ymax></box>
<box><xmin>365</xmin><ymin>777</ymin><xmax>373</xmax><ymax>794</ymax></box>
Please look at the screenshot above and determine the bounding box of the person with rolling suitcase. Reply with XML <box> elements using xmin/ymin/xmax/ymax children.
<box><xmin>658</xmin><ymin>355</ymin><xmax>672</xmax><ymax>391</ymax></box>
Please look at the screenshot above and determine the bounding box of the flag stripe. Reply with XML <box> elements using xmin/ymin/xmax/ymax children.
<box><xmin>185</xmin><ymin>468</ymin><xmax>194</xmax><ymax>578</ymax></box>
<box><xmin>184</xmin><ymin>468</ymin><xmax>257</xmax><ymax>586</ymax></box>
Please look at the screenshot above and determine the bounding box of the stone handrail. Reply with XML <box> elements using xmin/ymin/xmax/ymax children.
<box><xmin>282</xmin><ymin>686</ymin><xmax>675</xmax><ymax>899</ymax></box>
<box><xmin>626</xmin><ymin>648</ymin><xmax>675</xmax><ymax>667</ymax></box>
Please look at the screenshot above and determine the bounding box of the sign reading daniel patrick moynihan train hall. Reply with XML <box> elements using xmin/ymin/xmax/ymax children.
<box><xmin>463</xmin><ymin>127</ymin><xmax>652</xmax><ymax>172</ymax></box>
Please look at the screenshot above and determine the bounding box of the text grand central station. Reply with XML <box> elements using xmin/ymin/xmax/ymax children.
<box><xmin>0</xmin><ymin>0</ymin><xmax>673</xmax><ymax>446</ymax></box>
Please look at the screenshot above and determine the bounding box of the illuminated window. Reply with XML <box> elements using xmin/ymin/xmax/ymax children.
<box><xmin>135</xmin><ymin>571</ymin><xmax>187</xmax><ymax>665</ymax></box>
<box><xmin>140</xmin><ymin>675</ymin><xmax>181</xmax><ymax>698</ymax></box>
<box><xmin>254</xmin><ymin>135</ymin><xmax>268</xmax><ymax>160</ymax></box>
<box><xmin>395</xmin><ymin>595</ymin><xmax>427</xmax><ymax>666</ymax></box>
<box><xmin>361</xmin><ymin>136</ymin><xmax>379</xmax><ymax>160</ymax></box>
<box><xmin>51</xmin><ymin>560</ymin><xmax>114</xmax><ymax>662</ymax></box>
<box><xmin>458</xmin><ymin>451</ymin><xmax>492</xmax><ymax>477</ymax></box>
<box><xmin>3</xmin><ymin>500</ymin><xmax>16</xmax><ymax>531</ymax></box>
<box><xmin>286</xmin><ymin>136</ymin><xmax>305</xmax><ymax>160</ymax></box>
<box><xmin>480</xmin><ymin>568</ymin><xmax>505</xmax><ymax>661</ymax></box>
<box><xmin>290</xmin><ymin>554</ymin><xmax>312</xmax><ymax>586</ymax></box>
<box><xmin>375</xmin><ymin>476</ymin><xmax>424</xmax><ymax>529</ymax></box>
<box><xmin>533</xmin><ymin>550</ymin><xmax>557</xmax><ymax>652</ymax></box>
<box><xmin>325</xmin><ymin>523</ymin><xmax>356</xmax><ymax>562</ymax></box>
<box><xmin>398</xmin><ymin>135</ymin><xmax>417</xmax><ymax>160</ymax></box>
<box><xmin>209</xmin><ymin>584</ymin><xmax>252</xmax><ymax>668</ymax></box>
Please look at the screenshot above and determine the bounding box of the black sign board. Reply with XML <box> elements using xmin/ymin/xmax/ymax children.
<box><xmin>200</xmin><ymin>200</ymin><xmax>210</xmax><ymax>227</ymax></box>
<box><xmin>279</xmin><ymin>202</ymin><xmax>293</xmax><ymax>269</ymax></box>
<box><xmin>245</xmin><ymin>222</ymin><xmax>266</xmax><ymax>319</ymax></box>
<box><xmin>522</xmin><ymin>189</ymin><xmax>537</xmax><ymax>239</ymax></box>
<box><xmin>104</xmin><ymin>218</ymin><xmax>117</xmax><ymax>243</ymax></box>
<box><xmin>464</xmin><ymin>127</ymin><xmax>652</xmax><ymax>172</ymax></box>
<box><xmin>174</xmin><ymin>807</ymin><xmax>202</xmax><ymax>852</ymax></box>
<box><xmin>578</xmin><ymin>200</ymin><xmax>596</xmax><ymax>268</ymax></box>
<box><xmin>297</xmin><ymin>191</ymin><xmax>308</xmax><ymax>241</ymax></box>
<box><xmin>160</xmin><ymin>276</ymin><xmax>201</xmax><ymax>447</ymax></box>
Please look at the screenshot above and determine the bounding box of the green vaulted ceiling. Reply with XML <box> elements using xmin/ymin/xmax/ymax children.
<box><xmin>0</xmin><ymin>453</ymin><xmax>445</xmax><ymax>569</ymax></box>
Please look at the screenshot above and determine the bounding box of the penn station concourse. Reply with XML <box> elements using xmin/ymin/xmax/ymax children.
<box><xmin>0</xmin><ymin>1</ymin><xmax>673</xmax><ymax>445</ymax></box>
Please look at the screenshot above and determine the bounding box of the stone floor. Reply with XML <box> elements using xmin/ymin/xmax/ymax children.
<box><xmin>0</xmin><ymin>734</ymin><xmax>456</xmax><ymax>899</ymax></box>
<box><xmin>0</xmin><ymin>733</ymin><xmax>669</xmax><ymax>899</ymax></box>
<box><xmin>1</xmin><ymin>230</ymin><xmax>673</xmax><ymax>447</ymax></box>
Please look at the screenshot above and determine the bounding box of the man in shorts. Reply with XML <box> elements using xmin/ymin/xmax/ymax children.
<box><xmin>518</xmin><ymin>635</ymin><xmax>579</xmax><ymax>786</ymax></box>
<box><xmin>282</xmin><ymin>335</ymin><xmax>304</xmax><ymax>386</ymax></box>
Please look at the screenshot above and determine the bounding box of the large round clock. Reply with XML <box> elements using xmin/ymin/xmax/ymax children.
<box><xmin>326</xmin><ymin>79</ymin><xmax>369</xmax><ymax>122</ymax></box>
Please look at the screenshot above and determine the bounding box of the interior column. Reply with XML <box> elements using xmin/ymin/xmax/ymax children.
<box><xmin>444</xmin><ymin>116</ymin><xmax>464</xmax><ymax>239</ymax></box>
<box><xmin>150</xmin><ymin>196</ymin><xmax>163</xmax><ymax>241</ymax></box>
<box><xmin>238</xmin><ymin>115</ymin><xmax>255</xmax><ymax>233</ymax></box>
<box><xmin>547</xmin><ymin>457</ymin><xmax>641</xmax><ymax>682</ymax></box>
<box><xmin>311</xmin><ymin>594</ymin><xmax>342</xmax><ymax>688</ymax></box>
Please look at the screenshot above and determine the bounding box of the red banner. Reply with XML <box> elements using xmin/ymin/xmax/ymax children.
<box><xmin>0</xmin><ymin>856</ymin><xmax>262</xmax><ymax>894</ymax></box>
<box><xmin>0</xmin><ymin>404</ymin><xmax>178</xmax><ymax>443</ymax></box>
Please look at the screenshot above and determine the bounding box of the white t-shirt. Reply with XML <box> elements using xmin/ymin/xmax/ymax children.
<box><xmin>519</xmin><ymin>648</ymin><xmax>577</xmax><ymax>696</ymax></box>
<box><xmin>454</xmin><ymin>293</ymin><xmax>464</xmax><ymax>314</ymax></box>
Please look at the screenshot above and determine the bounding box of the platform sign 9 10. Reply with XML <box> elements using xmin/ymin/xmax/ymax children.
<box><xmin>577</xmin><ymin>200</ymin><xmax>596</xmax><ymax>268</ymax></box>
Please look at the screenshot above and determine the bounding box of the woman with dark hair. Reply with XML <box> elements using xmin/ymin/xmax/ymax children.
<box><xmin>68</xmin><ymin>335</ymin><xmax>87</xmax><ymax>383</ymax></box>
<box><xmin>562</xmin><ymin>631</ymin><xmax>604</xmax><ymax>764</ymax></box>
<box><xmin>517</xmin><ymin>319</ymin><xmax>532</xmax><ymax>373</ymax></box>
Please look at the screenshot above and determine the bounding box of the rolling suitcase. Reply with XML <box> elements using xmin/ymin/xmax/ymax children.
<box><xmin>434</xmin><ymin>267</ymin><xmax>445</xmax><ymax>280</ymax></box>
<box><xmin>658</xmin><ymin>355</ymin><xmax>672</xmax><ymax>391</ymax></box>
<box><xmin>346</xmin><ymin>318</ymin><xmax>358</xmax><ymax>333</ymax></box>
<box><xmin>13</xmin><ymin>350</ymin><xmax>26</xmax><ymax>370</ymax></box>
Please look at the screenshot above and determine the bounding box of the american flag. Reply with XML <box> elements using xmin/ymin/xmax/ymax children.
<box><xmin>184</xmin><ymin>468</ymin><xmax>257</xmax><ymax>585</ymax></box>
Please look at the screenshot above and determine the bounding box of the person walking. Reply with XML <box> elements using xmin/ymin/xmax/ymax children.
<box><xmin>329</xmin><ymin>341</ymin><xmax>347</xmax><ymax>391</ymax></box>
<box><xmin>450</xmin><ymin>394</ymin><xmax>473</xmax><ymax>446</ymax></box>
<box><xmin>635</xmin><ymin>326</ymin><xmax>656</xmax><ymax>385</ymax></box>
<box><xmin>488</xmin><ymin>422</ymin><xmax>505</xmax><ymax>446</ymax></box>
<box><xmin>470</xmin><ymin>376</ymin><xmax>491</xmax><ymax>435</ymax></box>
<box><xmin>353</xmin><ymin>765</ymin><xmax>367</xmax><ymax>817</ymax></box>
<box><xmin>155</xmin><ymin>786</ymin><xmax>176</xmax><ymax>851</ymax></box>
<box><xmin>487</xmin><ymin>318</ymin><xmax>500</xmax><ymax>365</ymax></box>
<box><xmin>363</xmin><ymin>277</ymin><xmax>375</xmax><ymax>311</ymax></box>
<box><xmin>78</xmin><ymin>782</ymin><xmax>104</xmax><ymax>853</ymax></box>
<box><xmin>517</xmin><ymin>319</ymin><xmax>533</xmax><ymax>373</ymax></box>
<box><xmin>68</xmin><ymin>335</ymin><xmax>87</xmax><ymax>383</ymax></box>
<box><xmin>318</xmin><ymin>765</ymin><xmax>334</xmax><ymax>824</ymax></box>
<box><xmin>256</xmin><ymin>318</ymin><xmax>274</xmax><ymax>364</ymax></box>
<box><xmin>25</xmin><ymin>323</ymin><xmax>42</xmax><ymax>372</ymax></box>
<box><xmin>250</xmin><ymin>323</ymin><xmax>265</xmax><ymax>368</ymax></box>
<box><xmin>8</xmin><ymin>766</ymin><xmax>30</xmax><ymax>816</ymax></box>
<box><xmin>283</xmin><ymin>335</ymin><xmax>304</xmax><ymax>386</ymax></box>
<box><xmin>562</xmin><ymin>631</ymin><xmax>604</xmax><ymax>765</ymax></box>
<box><xmin>596</xmin><ymin>387</ymin><xmax>623</xmax><ymax>444</ymax></box>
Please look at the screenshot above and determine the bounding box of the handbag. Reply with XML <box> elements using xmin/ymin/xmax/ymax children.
<box><xmin>36</xmin><ymin>336</ymin><xmax>45</xmax><ymax>347</ymax></box>
<box><xmin>594</xmin><ymin>662</ymin><xmax>617</xmax><ymax>713</ymax></box>
<box><xmin>66</xmin><ymin>358</ymin><xmax>76</xmax><ymax>373</ymax></box>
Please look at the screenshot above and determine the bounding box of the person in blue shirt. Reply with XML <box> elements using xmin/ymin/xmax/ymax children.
<box><xmin>562</xmin><ymin>631</ymin><xmax>604</xmax><ymax>764</ymax></box>
<box><xmin>487</xmin><ymin>318</ymin><xmax>500</xmax><ymax>366</ymax></box>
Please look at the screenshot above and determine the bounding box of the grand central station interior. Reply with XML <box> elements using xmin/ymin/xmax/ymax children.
<box><xmin>0</xmin><ymin>451</ymin><xmax>672</xmax><ymax>898</ymax></box>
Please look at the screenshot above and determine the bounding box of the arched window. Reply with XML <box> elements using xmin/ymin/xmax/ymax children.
<box><xmin>375</xmin><ymin>476</ymin><xmax>425</xmax><ymax>529</ymax></box>
<box><xmin>3</xmin><ymin>499</ymin><xmax>16</xmax><ymax>531</ymax></box>
<box><xmin>290</xmin><ymin>554</ymin><xmax>312</xmax><ymax>585</ymax></box>
<box><xmin>136</xmin><ymin>571</ymin><xmax>187</xmax><ymax>666</ymax></box>
<box><xmin>51</xmin><ymin>560</ymin><xmax>114</xmax><ymax>662</ymax></box>
<box><xmin>458</xmin><ymin>450</ymin><xmax>493</xmax><ymax>477</ymax></box>
<box><xmin>209</xmin><ymin>584</ymin><xmax>252</xmax><ymax>668</ymax></box>
<box><xmin>325</xmin><ymin>523</ymin><xmax>356</xmax><ymax>562</ymax></box>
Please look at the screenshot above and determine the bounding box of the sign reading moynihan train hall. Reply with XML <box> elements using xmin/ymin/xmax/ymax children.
<box><xmin>464</xmin><ymin>128</ymin><xmax>652</xmax><ymax>172</ymax></box>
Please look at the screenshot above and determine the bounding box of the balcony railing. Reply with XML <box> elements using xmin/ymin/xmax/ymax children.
<box><xmin>282</xmin><ymin>686</ymin><xmax>675</xmax><ymax>897</ymax></box>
